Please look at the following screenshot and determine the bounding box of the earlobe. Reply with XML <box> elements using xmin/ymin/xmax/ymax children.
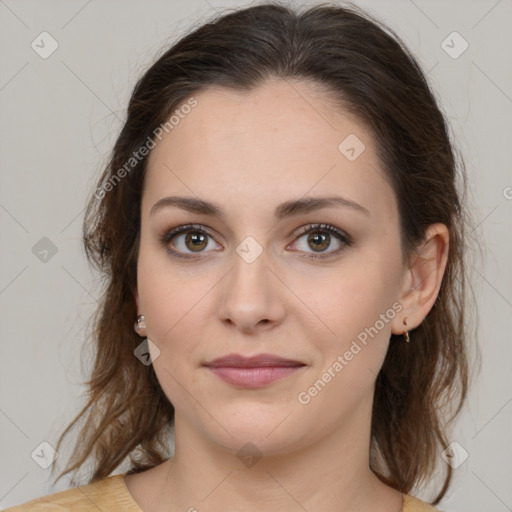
<box><xmin>391</xmin><ymin>223</ymin><xmax>449</xmax><ymax>335</ymax></box>
<box><xmin>133</xmin><ymin>288</ymin><xmax>147</xmax><ymax>336</ymax></box>
<box><xmin>134</xmin><ymin>314</ymin><xmax>147</xmax><ymax>337</ymax></box>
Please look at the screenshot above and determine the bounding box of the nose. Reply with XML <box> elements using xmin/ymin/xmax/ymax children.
<box><xmin>218</xmin><ymin>245</ymin><xmax>285</xmax><ymax>334</ymax></box>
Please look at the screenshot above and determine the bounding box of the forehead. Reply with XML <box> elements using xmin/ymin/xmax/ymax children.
<box><xmin>142</xmin><ymin>78</ymin><xmax>395</xmax><ymax>223</ymax></box>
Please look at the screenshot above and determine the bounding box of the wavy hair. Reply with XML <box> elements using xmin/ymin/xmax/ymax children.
<box><xmin>51</xmin><ymin>2</ymin><xmax>479</xmax><ymax>505</ymax></box>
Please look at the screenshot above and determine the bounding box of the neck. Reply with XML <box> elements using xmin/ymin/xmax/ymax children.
<box><xmin>153</xmin><ymin>396</ymin><xmax>402</xmax><ymax>512</ymax></box>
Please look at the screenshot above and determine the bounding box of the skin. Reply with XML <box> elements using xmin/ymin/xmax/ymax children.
<box><xmin>127</xmin><ymin>77</ymin><xmax>449</xmax><ymax>512</ymax></box>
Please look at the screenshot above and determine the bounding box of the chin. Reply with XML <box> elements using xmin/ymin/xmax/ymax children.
<box><xmin>204</xmin><ymin>420</ymin><xmax>306</xmax><ymax>459</ymax></box>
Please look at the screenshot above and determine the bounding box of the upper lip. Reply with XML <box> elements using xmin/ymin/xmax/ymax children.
<box><xmin>204</xmin><ymin>353</ymin><xmax>305</xmax><ymax>368</ymax></box>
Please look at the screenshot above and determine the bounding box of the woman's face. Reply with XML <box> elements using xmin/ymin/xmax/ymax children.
<box><xmin>135</xmin><ymin>78</ymin><xmax>408</xmax><ymax>456</ymax></box>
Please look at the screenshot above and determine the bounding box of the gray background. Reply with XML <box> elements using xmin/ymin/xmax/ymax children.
<box><xmin>0</xmin><ymin>0</ymin><xmax>511</xmax><ymax>510</ymax></box>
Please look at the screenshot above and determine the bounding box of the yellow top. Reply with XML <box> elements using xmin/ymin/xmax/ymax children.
<box><xmin>4</xmin><ymin>473</ymin><xmax>440</xmax><ymax>511</ymax></box>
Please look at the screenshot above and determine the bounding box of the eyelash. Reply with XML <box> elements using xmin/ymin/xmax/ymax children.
<box><xmin>159</xmin><ymin>223</ymin><xmax>353</xmax><ymax>261</ymax></box>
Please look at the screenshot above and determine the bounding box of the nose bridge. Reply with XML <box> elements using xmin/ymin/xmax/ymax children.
<box><xmin>218</xmin><ymin>233</ymin><xmax>284</xmax><ymax>330</ymax></box>
<box><xmin>229</xmin><ymin>234</ymin><xmax>271</xmax><ymax>299</ymax></box>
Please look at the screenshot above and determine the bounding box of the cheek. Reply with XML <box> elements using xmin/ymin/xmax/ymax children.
<box><xmin>137</xmin><ymin>250</ymin><xmax>190</xmax><ymax>349</ymax></box>
<box><xmin>138</xmin><ymin>239</ymin><xmax>201</xmax><ymax>328</ymax></box>
<box><xmin>305</xmin><ymin>254</ymin><xmax>401</xmax><ymax>382</ymax></box>
<box><xmin>137</xmin><ymin>259</ymin><xmax>205</xmax><ymax>406</ymax></box>
<box><xmin>137</xmin><ymin>247</ymin><xmax>221</xmax><ymax>373</ymax></box>
<box><xmin>297</xmin><ymin>253</ymin><xmax>399</xmax><ymax>333</ymax></box>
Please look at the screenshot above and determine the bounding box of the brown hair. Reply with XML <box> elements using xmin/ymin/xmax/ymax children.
<box><xmin>51</xmin><ymin>1</ymin><xmax>479</xmax><ymax>504</ymax></box>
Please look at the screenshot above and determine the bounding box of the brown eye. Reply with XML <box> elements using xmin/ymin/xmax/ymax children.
<box><xmin>306</xmin><ymin>231</ymin><xmax>330</xmax><ymax>252</ymax></box>
<box><xmin>184</xmin><ymin>231</ymin><xmax>208</xmax><ymax>252</ymax></box>
<box><xmin>160</xmin><ymin>224</ymin><xmax>219</xmax><ymax>259</ymax></box>
<box><xmin>291</xmin><ymin>223</ymin><xmax>352</xmax><ymax>260</ymax></box>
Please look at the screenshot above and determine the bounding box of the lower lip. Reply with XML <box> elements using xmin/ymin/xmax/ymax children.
<box><xmin>205</xmin><ymin>365</ymin><xmax>305</xmax><ymax>388</ymax></box>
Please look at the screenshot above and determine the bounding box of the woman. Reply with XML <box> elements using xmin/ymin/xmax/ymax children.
<box><xmin>7</xmin><ymin>2</ymin><xmax>475</xmax><ymax>511</ymax></box>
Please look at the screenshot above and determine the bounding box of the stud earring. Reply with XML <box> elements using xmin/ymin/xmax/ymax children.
<box><xmin>402</xmin><ymin>317</ymin><xmax>410</xmax><ymax>343</ymax></box>
<box><xmin>134</xmin><ymin>314</ymin><xmax>146</xmax><ymax>335</ymax></box>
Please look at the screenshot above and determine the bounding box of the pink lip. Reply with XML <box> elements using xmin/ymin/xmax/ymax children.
<box><xmin>206</xmin><ymin>366</ymin><xmax>305</xmax><ymax>388</ymax></box>
<box><xmin>204</xmin><ymin>352</ymin><xmax>304</xmax><ymax>368</ymax></box>
<box><xmin>203</xmin><ymin>353</ymin><xmax>306</xmax><ymax>388</ymax></box>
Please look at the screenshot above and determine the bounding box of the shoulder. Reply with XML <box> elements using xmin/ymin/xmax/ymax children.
<box><xmin>403</xmin><ymin>493</ymin><xmax>441</xmax><ymax>512</ymax></box>
<box><xmin>3</xmin><ymin>473</ymin><xmax>141</xmax><ymax>512</ymax></box>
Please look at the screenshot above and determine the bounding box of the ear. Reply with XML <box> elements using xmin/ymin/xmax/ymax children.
<box><xmin>391</xmin><ymin>223</ymin><xmax>450</xmax><ymax>335</ymax></box>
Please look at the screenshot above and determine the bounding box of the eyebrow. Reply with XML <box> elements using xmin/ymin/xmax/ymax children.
<box><xmin>150</xmin><ymin>195</ymin><xmax>370</xmax><ymax>220</ymax></box>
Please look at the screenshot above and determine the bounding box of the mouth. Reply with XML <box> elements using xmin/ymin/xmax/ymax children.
<box><xmin>203</xmin><ymin>353</ymin><xmax>306</xmax><ymax>388</ymax></box>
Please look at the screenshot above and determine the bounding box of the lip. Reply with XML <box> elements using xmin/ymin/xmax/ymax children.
<box><xmin>203</xmin><ymin>353</ymin><xmax>306</xmax><ymax>388</ymax></box>
<box><xmin>204</xmin><ymin>353</ymin><xmax>305</xmax><ymax>368</ymax></box>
